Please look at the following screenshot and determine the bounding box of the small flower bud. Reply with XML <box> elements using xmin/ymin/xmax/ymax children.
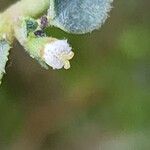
<box><xmin>25</xmin><ymin>18</ymin><xmax>38</xmax><ymax>34</ymax></box>
<box><xmin>34</xmin><ymin>30</ymin><xmax>46</xmax><ymax>37</ymax></box>
<box><xmin>43</xmin><ymin>40</ymin><xmax>74</xmax><ymax>69</ymax></box>
<box><xmin>40</xmin><ymin>16</ymin><xmax>48</xmax><ymax>29</ymax></box>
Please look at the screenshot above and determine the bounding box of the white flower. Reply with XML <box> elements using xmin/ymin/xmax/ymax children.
<box><xmin>43</xmin><ymin>40</ymin><xmax>74</xmax><ymax>69</ymax></box>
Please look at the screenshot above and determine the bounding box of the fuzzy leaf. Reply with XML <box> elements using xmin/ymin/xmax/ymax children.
<box><xmin>0</xmin><ymin>39</ymin><xmax>10</xmax><ymax>84</ymax></box>
<box><xmin>48</xmin><ymin>0</ymin><xmax>113</xmax><ymax>34</ymax></box>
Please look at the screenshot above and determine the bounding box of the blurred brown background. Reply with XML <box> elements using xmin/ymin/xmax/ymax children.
<box><xmin>0</xmin><ymin>0</ymin><xmax>150</xmax><ymax>150</ymax></box>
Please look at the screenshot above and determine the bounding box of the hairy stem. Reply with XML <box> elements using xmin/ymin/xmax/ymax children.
<box><xmin>0</xmin><ymin>0</ymin><xmax>49</xmax><ymax>42</ymax></box>
<box><xmin>5</xmin><ymin>0</ymin><xmax>49</xmax><ymax>18</ymax></box>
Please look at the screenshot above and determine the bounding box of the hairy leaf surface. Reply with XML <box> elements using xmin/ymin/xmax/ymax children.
<box><xmin>0</xmin><ymin>40</ymin><xmax>10</xmax><ymax>84</ymax></box>
<box><xmin>48</xmin><ymin>0</ymin><xmax>113</xmax><ymax>34</ymax></box>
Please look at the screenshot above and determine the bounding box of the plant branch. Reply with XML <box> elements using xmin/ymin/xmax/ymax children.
<box><xmin>0</xmin><ymin>0</ymin><xmax>49</xmax><ymax>43</ymax></box>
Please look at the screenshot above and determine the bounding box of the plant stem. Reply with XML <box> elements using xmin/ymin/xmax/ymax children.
<box><xmin>0</xmin><ymin>0</ymin><xmax>49</xmax><ymax>43</ymax></box>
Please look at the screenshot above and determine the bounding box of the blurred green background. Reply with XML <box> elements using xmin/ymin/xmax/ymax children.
<box><xmin>0</xmin><ymin>0</ymin><xmax>150</xmax><ymax>150</ymax></box>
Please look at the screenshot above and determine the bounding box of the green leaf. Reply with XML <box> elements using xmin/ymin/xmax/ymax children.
<box><xmin>48</xmin><ymin>0</ymin><xmax>113</xmax><ymax>34</ymax></box>
<box><xmin>0</xmin><ymin>39</ymin><xmax>10</xmax><ymax>85</ymax></box>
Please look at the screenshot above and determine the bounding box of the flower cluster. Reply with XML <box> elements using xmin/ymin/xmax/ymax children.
<box><xmin>0</xmin><ymin>0</ymin><xmax>113</xmax><ymax>85</ymax></box>
<box><xmin>15</xmin><ymin>17</ymin><xmax>74</xmax><ymax>70</ymax></box>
